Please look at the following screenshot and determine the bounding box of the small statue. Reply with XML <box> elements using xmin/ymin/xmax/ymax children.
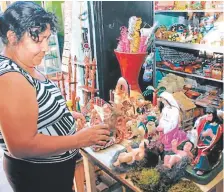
<box><xmin>102</xmin><ymin>103</ymin><xmax>112</xmax><ymax>120</ymax></box>
<box><xmin>113</xmin><ymin>140</ymin><xmax>147</xmax><ymax>167</ymax></box>
<box><xmin>193</xmin><ymin>107</ymin><xmax>223</xmax><ymax>176</ymax></box>
<box><xmin>156</xmin><ymin>92</ymin><xmax>187</xmax><ymax>151</ymax></box>
<box><xmin>136</xmin><ymin>97</ymin><xmax>146</xmax><ymax>115</ymax></box>
<box><xmin>90</xmin><ymin>109</ymin><xmax>102</xmax><ymax>126</ymax></box>
<box><xmin>114</xmin><ymin>77</ymin><xmax>130</xmax><ymax>104</ymax></box>
<box><xmin>163</xmin><ymin>139</ymin><xmax>194</xmax><ymax>169</ymax></box>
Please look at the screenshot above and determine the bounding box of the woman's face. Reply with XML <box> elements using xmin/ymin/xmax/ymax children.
<box><xmin>13</xmin><ymin>24</ymin><xmax>51</xmax><ymax>68</ymax></box>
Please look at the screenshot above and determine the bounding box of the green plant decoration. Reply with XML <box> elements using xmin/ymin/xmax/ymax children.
<box><xmin>168</xmin><ymin>180</ymin><xmax>203</xmax><ymax>192</ymax></box>
<box><xmin>128</xmin><ymin>168</ymin><xmax>160</xmax><ymax>192</ymax></box>
<box><xmin>139</xmin><ymin>168</ymin><xmax>160</xmax><ymax>185</ymax></box>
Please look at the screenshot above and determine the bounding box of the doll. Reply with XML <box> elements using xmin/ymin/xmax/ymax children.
<box><xmin>90</xmin><ymin>109</ymin><xmax>103</xmax><ymax>126</ymax></box>
<box><xmin>193</xmin><ymin>107</ymin><xmax>223</xmax><ymax>175</ymax></box>
<box><xmin>163</xmin><ymin>139</ymin><xmax>194</xmax><ymax>169</ymax></box>
<box><xmin>156</xmin><ymin>92</ymin><xmax>187</xmax><ymax>151</ymax></box>
<box><xmin>114</xmin><ymin>77</ymin><xmax>130</xmax><ymax>104</ymax></box>
<box><xmin>113</xmin><ymin>140</ymin><xmax>147</xmax><ymax>167</ymax></box>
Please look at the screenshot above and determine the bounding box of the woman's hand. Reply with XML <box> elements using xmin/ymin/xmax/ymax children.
<box><xmin>74</xmin><ymin>124</ymin><xmax>110</xmax><ymax>148</ymax></box>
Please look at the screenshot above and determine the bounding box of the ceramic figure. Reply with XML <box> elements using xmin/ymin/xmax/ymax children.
<box><xmin>193</xmin><ymin>107</ymin><xmax>223</xmax><ymax>175</ymax></box>
<box><xmin>156</xmin><ymin>92</ymin><xmax>187</xmax><ymax>151</ymax></box>
<box><xmin>163</xmin><ymin>139</ymin><xmax>194</xmax><ymax>169</ymax></box>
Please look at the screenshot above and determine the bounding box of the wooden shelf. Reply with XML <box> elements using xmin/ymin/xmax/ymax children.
<box><xmin>155</xmin><ymin>40</ymin><xmax>224</xmax><ymax>53</ymax></box>
<box><xmin>79</xmin><ymin>86</ymin><xmax>99</xmax><ymax>93</ymax></box>
<box><xmin>157</xmin><ymin>67</ymin><xmax>223</xmax><ymax>83</ymax></box>
<box><xmin>155</xmin><ymin>10</ymin><xmax>224</xmax><ymax>13</ymax></box>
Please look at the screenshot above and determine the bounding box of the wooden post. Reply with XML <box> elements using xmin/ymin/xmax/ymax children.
<box><xmin>81</xmin><ymin>151</ymin><xmax>97</xmax><ymax>192</ymax></box>
<box><xmin>61</xmin><ymin>73</ymin><xmax>67</xmax><ymax>99</ymax></box>
<box><xmin>68</xmin><ymin>54</ymin><xmax>72</xmax><ymax>100</ymax></box>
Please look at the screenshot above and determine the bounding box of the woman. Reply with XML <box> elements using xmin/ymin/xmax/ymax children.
<box><xmin>156</xmin><ymin>91</ymin><xmax>187</xmax><ymax>151</ymax></box>
<box><xmin>193</xmin><ymin>107</ymin><xmax>223</xmax><ymax>175</ymax></box>
<box><xmin>0</xmin><ymin>2</ymin><xmax>110</xmax><ymax>192</ymax></box>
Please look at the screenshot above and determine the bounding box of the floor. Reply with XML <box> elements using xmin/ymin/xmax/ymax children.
<box><xmin>0</xmin><ymin>149</ymin><xmax>13</xmax><ymax>192</ymax></box>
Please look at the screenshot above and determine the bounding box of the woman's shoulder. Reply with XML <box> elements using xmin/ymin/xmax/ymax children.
<box><xmin>0</xmin><ymin>56</ymin><xmax>35</xmax><ymax>86</ymax></box>
<box><xmin>0</xmin><ymin>56</ymin><xmax>20</xmax><ymax>74</ymax></box>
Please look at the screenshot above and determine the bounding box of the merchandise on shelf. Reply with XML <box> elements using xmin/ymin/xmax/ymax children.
<box><xmin>154</xmin><ymin>1</ymin><xmax>174</xmax><ymax>10</ymax></box>
<box><xmin>156</xmin><ymin>46</ymin><xmax>223</xmax><ymax>81</ymax></box>
<box><xmin>155</xmin><ymin>11</ymin><xmax>224</xmax><ymax>47</ymax></box>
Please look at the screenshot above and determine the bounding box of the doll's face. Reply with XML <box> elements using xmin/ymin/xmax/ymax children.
<box><xmin>206</xmin><ymin>113</ymin><xmax>213</xmax><ymax>121</ymax></box>
<box><xmin>183</xmin><ymin>142</ymin><xmax>193</xmax><ymax>152</ymax></box>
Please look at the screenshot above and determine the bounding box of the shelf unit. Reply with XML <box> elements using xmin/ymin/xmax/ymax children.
<box><xmin>153</xmin><ymin>2</ymin><xmax>223</xmax><ymax>129</ymax></box>
<box><xmin>153</xmin><ymin>4</ymin><xmax>224</xmax><ymax>87</ymax></box>
<box><xmin>155</xmin><ymin>10</ymin><xmax>224</xmax><ymax>13</ymax></box>
<box><xmin>155</xmin><ymin>40</ymin><xmax>224</xmax><ymax>53</ymax></box>
<box><xmin>157</xmin><ymin>67</ymin><xmax>223</xmax><ymax>83</ymax></box>
<box><xmin>37</xmin><ymin>34</ymin><xmax>62</xmax><ymax>75</ymax></box>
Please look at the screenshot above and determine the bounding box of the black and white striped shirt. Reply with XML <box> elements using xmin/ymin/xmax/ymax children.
<box><xmin>0</xmin><ymin>56</ymin><xmax>78</xmax><ymax>163</ymax></box>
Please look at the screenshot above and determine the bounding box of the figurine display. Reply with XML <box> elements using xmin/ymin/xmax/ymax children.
<box><xmin>113</xmin><ymin>77</ymin><xmax>130</xmax><ymax>104</ymax></box>
<box><xmin>111</xmin><ymin>138</ymin><xmax>163</xmax><ymax>173</ymax></box>
<box><xmin>113</xmin><ymin>140</ymin><xmax>147</xmax><ymax>167</ymax></box>
<box><xmin>193</xmin><ymin>107</ymin><xmax>223</xmax><ymax>176</ymax></box>
<box><xmin>163</xmin><ymin>139</ymin><xmax>194</xmax><ymax>169</ymax></box>
<box><xmin>89</xmin><ymin>108</ymin><xmax>116</xmax><ymax>152</ymax></box>
<box><xmin>156</xmin><ymin>91</ymin><xmax>187</xmax><ymax>151</ymax></box>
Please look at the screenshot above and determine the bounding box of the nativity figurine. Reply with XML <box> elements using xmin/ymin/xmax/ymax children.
<box><xmin>163</xmin><ymin>139</ymin><xmax>194</xmax><ymax>169</ymax></box>
<box><xmin>113</xmin><ymin>139</ymin><xmax>147</xmax><ymax>167</ymax></box>
<box><xmin>113</xmin><ymin>77</ymin><xmax>130</xmax><ymax>104</ymax></box>
<box><xmin>156</xmin><ymin>91</ymin><xmax>187</xmax><ymax>151</ymax></box>
<box><xmin>193</xmin><ymin>107</ymin><xmax>223</xmax><ymax>176</ymax></box>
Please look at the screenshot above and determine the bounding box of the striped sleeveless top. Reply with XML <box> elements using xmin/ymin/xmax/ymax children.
<box><xmin>0</xmin><ymin>55</ymin><xmax>78</xmax><ymax>163</ymax></box>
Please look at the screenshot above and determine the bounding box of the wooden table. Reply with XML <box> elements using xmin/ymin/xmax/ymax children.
<box><xmin>81</xmin><ymin>144</ymin><xmax>223</xmax><ymax>192</ymax></box>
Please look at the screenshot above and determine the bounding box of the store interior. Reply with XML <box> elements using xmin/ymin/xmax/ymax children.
<box><xmin>0</xmin><ymin>1</ymin><xmax>223</xmax><ymax>192</ymax></box>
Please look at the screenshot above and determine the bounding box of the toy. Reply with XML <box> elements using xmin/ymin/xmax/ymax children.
<box><xmin>113</xmin><ymin>140</ymin><xmax>147</xmax><ymax>167</ymax></box>
<box><xmin>163</xmin><ymin>139</ymin><xmax>194</xmax><ymax>169</ymax></box>
<box><xmin>156</xmin><ymin>92</ymin><xmax>187</xmax><ymax>151</ymax></box>
<box><xmin>193</xmin><ymin>107</ymin><xmax>223</xmax><ymax>176</ymax></box>
<box><xmin>174</xmin><ymin>1</ymin><xmax>189</xmax><ymax>10</ymax></box>
<box><xmin>142</xmin><ymin>53</ymin><xmax>154</xmax><ymax>82</ymax></box>
<box><xmin>154</xmin><ymin>1</ymin><xmax>174</xmax><ymax>10</ymax></box>
<box><xmin>113</xmin><ymin>77</ymin><xmax>130</xmax><ymax>104</ymax></box>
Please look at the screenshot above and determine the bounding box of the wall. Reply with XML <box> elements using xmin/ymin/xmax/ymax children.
<box><xmin>93</xmin><ymin>1</ymin><xmax>154</xmax><ymax>101</ymax></box>
<box><xmin>44</xmin><ymin>1</ymin><xmax>64</xmax><ymax>35</ymax></box>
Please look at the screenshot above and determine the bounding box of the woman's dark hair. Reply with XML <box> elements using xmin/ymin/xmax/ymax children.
<box><xmin>0</xmin><ymin>1</ymin><xmax>58</xmax><ymax>44</ymax></box>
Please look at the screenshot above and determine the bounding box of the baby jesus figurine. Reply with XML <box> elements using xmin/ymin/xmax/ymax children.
<box><xmin>163</xmin><ymin>139</ymin><xmax>194</xmax><ymax>169</ymax></box>
<box><xmin>113</xmin><ymin>140</ymin><xmax>147</xmax><ymax>167</ymax></box>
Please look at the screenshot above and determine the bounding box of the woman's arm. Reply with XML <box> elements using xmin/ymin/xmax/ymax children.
<box><xmin>0</xmin><ymin>73</ymin><xmax>110</xmax><ymax>159</ymax></box>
